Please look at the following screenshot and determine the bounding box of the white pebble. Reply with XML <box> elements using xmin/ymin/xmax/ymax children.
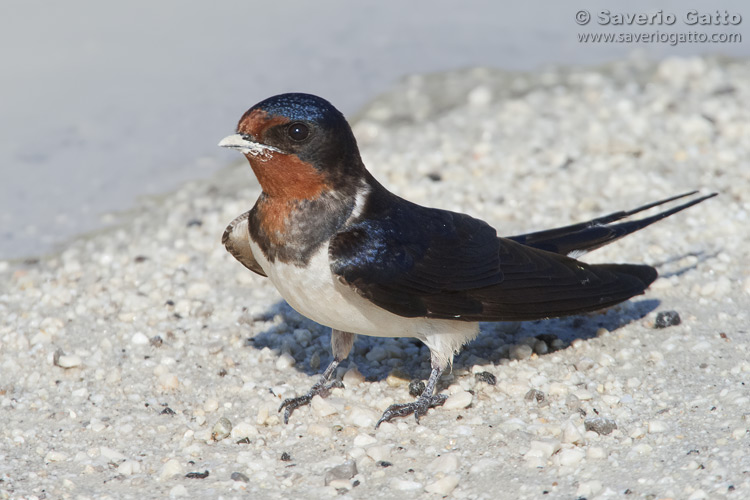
<box><xmin>203</xmin><ymin>398</ymin><xmax>219</xmax><ymax>413</ymax></box>
<box><xmin>158</xmin><ymin>373</ymin><xmax>179</xmax><ymax>390</ymax></box>
<box><xmin>343</xmin><ymin>366</ymin><xmax>365</xmax><ymax>386</ymax></box>
<box><xmin>391</xmin><ymin>479</ymin><xmax>422</xmax><ymax>491</ymax></box>
<box><xmin>230</xmin><ymin>421</ymin><xmax>259</xmax><ymax>440</ymax></box>
<box><xmin>601</xmin><ymin>395</ymin><xmax>620</xmax><ymax>407</ymax></box>
<box><xmin>576</xmin><ymin>480</ymin><xmax>602</xmax><ymax>496</ymax></box>
<box><xmin>56</xmin><ymin>355</ymin><xmax>82</xmax><ymax>368</ymax></box>
<box><xmin>556</xmin><ymin>448</ymin><xmax>585</xmax><ymax>467</ymax></box>
<box><xmin>131</xmin><ymin>332</ymin><xmax>150</xmax><ymax>345</ymax></box>
<box><xmin>256</xmin><ymin>404</ymin><xmax>270</xmax><ymax>425</ymax></box>
<box><xmin>100</xmin><ymin>446</ymin><xmax>127</xmax><ymax>462</ymax></box>
<box><xmin>562</xmin><ymin>421</ymin><xmax>584</xmax><ymax>444</ymax></box>
<box><xmin>366</xmin><ymin>445</ymin><xmax>392</xmax><ymax>462</ymax></box>
<box><xmin>353</xmin><ymin>433</ymin><xmax>378</xmax><ymax>447</ymax></box>
<box><xmin>425</xmin><ymin>474</ymin><xmax>460</xmax><ymax>495</ymax></box>
<box><xmin>528</xmin><ymin>439</ymin><xmax>561</xmax><ymax>458</ymax></box>
<box><xmin>428</xmin><ymin>453</ymin><xmax>460</xmax><ymax>474</ymax></box>
<box><xmin>587</xmin><ymin>447</ymin><xmax>607</xmax><ymax>459</ymax></box>
<box><xmin>443</xmin><ymin>391</ymin><xmax>472</xmax><ymax>410</ymax></box>
<box><xmin>548</xmin><ymin>382</ymin><xmax>569</xmax><ymax>396</ymax></box>
<box><xmin>159</xmin><ymin>459</ymin><xmax>184</xmax><ymax>480</ymax></box>
<box><xmin>347</xmin><ymin>407</ymin><xmax>378</xmax><ymax>427</ymax></box>
<box><xmin>386</xmin><ymin>371</ymin><xmax>409</xmax><ymax>387</ymax></box>
<box><xmin>118</xmin><ymin>460</ymin><xmax>142</xmax><ymax>475</ymax></box>
<box><xmin>328</xmin><ymin>479</ymin><xmax>352</xmax><ymax>490</ymax></box>
<box><xmin>44</xmin><ymin>451</ymin><xmax>67</xmax><ymax>462</ymax></box>
<box><xmin>311</xmin><ymin>395</ymin><xmax>338</xmax><ymax>417</ymax></box>
<box><xmin>276</xmin><ymin>352</ymin><xmax>296</xmax><ymax>370</ymax></box>
<box><xmin>573</xmin><ymin>390</ymin><xmax>593</xmax><ymax>401</ymax></box>
<box><xmin>648</xmin><ymin>420</ymin><xmax>668</xmax><ymax>433</ymax></box>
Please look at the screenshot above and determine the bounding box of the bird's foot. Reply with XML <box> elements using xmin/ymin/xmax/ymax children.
<box><xmin>278</xmin><ymin>380</ymin><xmax>344</xmax><ymax>424</ymax></box>
<box><xmin>376</xmin><ymin>393</ymin><xmax>447</xmax><ymax>428</ymax></box>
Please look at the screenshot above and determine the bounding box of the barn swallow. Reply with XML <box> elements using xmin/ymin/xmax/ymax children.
<box><xmin>219</xmin><ymin>93</ymin><xmax>716</xmax><ymax>427</ymax></box>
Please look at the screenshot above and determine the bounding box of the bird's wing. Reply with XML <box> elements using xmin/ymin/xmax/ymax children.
<box><xmin>507</xmin><ymin>191</ymin><xmax>717</xmax><ymax>257</ymax></box>
<box><xmin>329</xmin><ymin>199</ymin><xmax>655</xmax><ymax>322</ymax></box>
<box><xmin>222</xmin><ymin>211</ymin><xmax>267</xmax><ymax>277</ymax></box>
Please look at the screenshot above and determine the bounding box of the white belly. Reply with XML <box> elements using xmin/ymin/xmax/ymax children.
<box><xmin>248</xmin><ymin>240</ymin><xmax>479</xmax><ymax>364</ymax></box>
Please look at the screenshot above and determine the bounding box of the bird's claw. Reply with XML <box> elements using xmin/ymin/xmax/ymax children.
<box><xmin>376</xmin><ymin>393</ymin><xmax>447</xmax><ymax>428</ymax></box>
<box><xmin>278</xmin><ymin>380</ymin><xmax>344</xmax><ymax>424</ymax></box>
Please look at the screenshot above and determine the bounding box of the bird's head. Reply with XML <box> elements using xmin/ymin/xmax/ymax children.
<box><xmin>219</xmin><ymin>93</ymin><xmax>364</xmax><ymax>199</ymax></box>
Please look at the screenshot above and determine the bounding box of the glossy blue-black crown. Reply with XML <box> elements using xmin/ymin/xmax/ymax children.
<box><xmin>252</xmin><ymin>93</ymin><xmax>345</xmax><ymax>126</ymax></box>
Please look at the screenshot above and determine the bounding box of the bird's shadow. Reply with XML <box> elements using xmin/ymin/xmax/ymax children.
<box><xmin>653</xmin><ymin>250</ymin><xmax>718</xmax><ymax>279</ymax></box>
<box><xmin>245</xmin><ymin>297</ymin><xmax>661</xmax><ymax>384</ymax></box>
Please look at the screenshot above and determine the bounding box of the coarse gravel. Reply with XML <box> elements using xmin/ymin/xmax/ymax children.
<box><xmin>1</xmin><ymin>55</ymin><xmax>749</xmax><ymax>499</ymax></box>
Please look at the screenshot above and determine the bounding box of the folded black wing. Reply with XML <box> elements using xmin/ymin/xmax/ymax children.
<box><xmin>330</xmin><ymin>200</ymin><xmax>504</xmax><ymax>318</ymax></box>
<box><xmin>330</xmin><ymin>195</ymin><xmax>656</xmax><ymax>322</ymax></box>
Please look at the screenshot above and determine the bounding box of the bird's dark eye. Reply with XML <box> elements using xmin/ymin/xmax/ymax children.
<box><xmin>287</xmin><ymin>122</ymin><xmax>310</xmax><ymax>141</ymax></box>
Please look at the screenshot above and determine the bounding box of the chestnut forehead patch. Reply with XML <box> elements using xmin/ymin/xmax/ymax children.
<box><xmin>237</xmin><ymin>109</ymin><xmax>289</xmax><ymax>138</ymax></box>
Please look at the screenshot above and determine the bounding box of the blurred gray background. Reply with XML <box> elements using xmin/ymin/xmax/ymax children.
<box><xmin>1</xmin><ymin>0</ymin><xmax>746</xmax><ymax>259</ymax></box>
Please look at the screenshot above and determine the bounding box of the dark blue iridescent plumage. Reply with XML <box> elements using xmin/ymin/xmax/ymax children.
<box><xmin>329</xmin><ymin>183</ymin><xmax>659</xmax><ymax>321</ymax></box>
<box><xmin>250</xmin><ymin>93</ymin><xmax>345</xmax><ymax>127</ymax></box>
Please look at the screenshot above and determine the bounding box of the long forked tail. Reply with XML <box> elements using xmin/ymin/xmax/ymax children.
<box><xmin>507</xmin><ymin>191</ymin><xmax>717</xmax><ymax>257</ymax></box>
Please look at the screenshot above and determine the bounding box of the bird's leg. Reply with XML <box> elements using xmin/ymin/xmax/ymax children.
<box><xmin>278</xmin><ymin>329</ymin><xmax>355</xmax><ymax>424</ymax></box>
<box><xmin>376</xmin><ymin>365</ymin><xmax>446</xmax><ymax>428</ymax></box>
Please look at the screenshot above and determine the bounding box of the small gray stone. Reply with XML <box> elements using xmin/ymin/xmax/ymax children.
<box><xmin>532</xmin><ymin>340</ymin><xmax>549</xmax><ymax>355</ymax></box>
<box><xmin>655</xmin><ymin>310</ymin><xmax>681</xmax><ymax>328</ymax></box>
<box><xmin>510</xmin><ymin>344</ymin><xmax>533</xmax><ymax>360</ymax></box>
<box><xmin>324</xmin><ymin>460</ymin><xmax>358</xmax><ymax>486</ymax></box>
<box><xmin>211</xmin><ymin>417</ymin><xmax>232</xmax><ymax>441</ymax></box>
<box><xmin>408</xmin><ymin>380</ymin><xmax>425</xmax><ymax>397</ymax></box>
<box><xmin>524</xmin><ymin>389</ymin><xmax>546</xmax><ymax>403</ymax></box>
<box><xmin>474</xmin><ymin>371</ymin><xmax>497</xmax><ymax>385</ymax></box>
<box><xmin>585</xmin><ymin>416</ymin><xmax>618</xmax><ymax>435</ymax></box>
<box><xmin>231</xmin><ymin>472</ymin><xmax>249</xmax><ymax>483</ymax></box>
<box><xmin>549</xmin><ymin>339</ymin><xmax>566</xmax><ymax>351</ymax></box>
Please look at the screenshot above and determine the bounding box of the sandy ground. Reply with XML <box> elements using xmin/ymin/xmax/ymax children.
<box><xmin>1</xmin><ymin>55</ymin><xmax>749</xmax><ymax>499</ymax></box>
